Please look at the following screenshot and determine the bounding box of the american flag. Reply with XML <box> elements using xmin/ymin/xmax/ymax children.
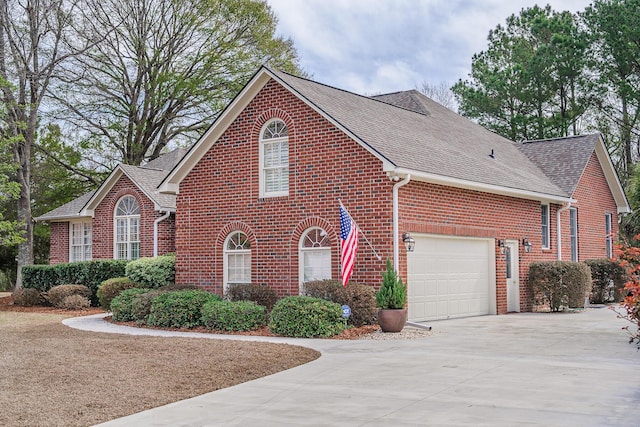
<box><xmin>340</xmin><ymin>204</ymin><xmax>359</xmax><ymax>287</ymax></box>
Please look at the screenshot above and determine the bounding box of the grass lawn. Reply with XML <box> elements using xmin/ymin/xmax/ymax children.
<box><xmin>0</xmin><ymin>298</ymin><xmax>319</xmax><ymax>427</ymax></box>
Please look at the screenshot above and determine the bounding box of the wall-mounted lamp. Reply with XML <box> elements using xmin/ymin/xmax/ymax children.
<box><xmin>497</xmin><ymin>239</ymin><xmax>505</xmax><ymax>254</ymax></box>
<box><xmin>522</xmin><ymin>238</ymin><xmax>532</xmax><ymax>253</ymax></box>
<box><xmin>402</xmin><ymin>232</ymin><xmax>415</xmax><ymax>252</ymax></box>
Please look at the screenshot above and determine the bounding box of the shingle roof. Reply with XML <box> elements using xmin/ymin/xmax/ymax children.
<box><xmin>36</xmin><ymin>149</ymin><xmax>185</xmax><ymax>222</ymax></box>
<box><xmin>35</xmin><ymin>190</ymin><xmax>96</xmax><ymax>221</ymax></box>
<box><xmin>517</xmin><ymin>134</ymin><xmax>600</xmax><ymax>196</ymax></box>
<box><xmin>270</xmin><ymin>70</ymin><xmax>567</xmax><ymax>198</ymax></box>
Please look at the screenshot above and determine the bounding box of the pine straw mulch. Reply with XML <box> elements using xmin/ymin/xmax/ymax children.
<box><xmin>0</xmin><ymin>294</ymin><xmax>321</xmax><ymax>427</ymax></box>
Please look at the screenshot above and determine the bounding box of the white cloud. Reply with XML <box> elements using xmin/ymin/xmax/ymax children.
<box><xmin>268</xmin><ymin>0</ymin><xmax>593</xmax><ymax>93</ymax></box>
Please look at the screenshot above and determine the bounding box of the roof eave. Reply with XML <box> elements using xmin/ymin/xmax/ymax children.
<box><xmin>594</xmin><ymin>136</ymin><xmax>631</xmax><ymax>214</ymax></box>
<box><xmin>388</xmin><ymin>166</ymin><xmax>573</xmax><ymax>204</ymax></box>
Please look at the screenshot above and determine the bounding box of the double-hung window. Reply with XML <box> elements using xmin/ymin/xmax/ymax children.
<box><xmin>605</xmin><ymin>213</ymin><xmax>613</xmax><ymax>258</ymax></box>
<box><xmin>300</xmin><ymin>227</ymin><xmax>332</xmax><ymax>287</ymax></box>
<box><xmin>224</xmin><ymin>231</ymin><xmax>251</xmax><ymax>292</ymax></box>
<box><xmin>114</xmin><ymin>195</ymin><xmax>140</xmax><ymax>260</ymax></box>
<box><xmin>70</xmin><ymin>221</ymin><xmax>92</xmax><ymax>262</ymax></box>
<box><xmin>541</xmin><ymin>204</ymin><xmax>550</xmax><ymax>249</ymax></box>
<box><xmin>259</xmin><ymin>119</ymin><xmax>289</xmax><ymax>197</ymax></box>
<box><xmin>570</xmin><ymin>208</ymin><xmax>578</xmax><ymax>261</ymax></box>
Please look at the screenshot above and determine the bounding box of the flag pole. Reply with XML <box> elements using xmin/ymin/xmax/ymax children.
<box><xmin>339</xmin><ymin>199</ymin><xmax>382</xmax><ymax>261</ymax></box>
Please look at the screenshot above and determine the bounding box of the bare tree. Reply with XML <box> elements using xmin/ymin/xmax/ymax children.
<box><xmin>0</xmin><ymin>0</ymin><xmax>80</xmax><ymax>287</ymax></box>
<box><xmin>51</xmin><ymin>0</ymin><xmax>302</xmax><ymax>167</ymax></box>
<box><xmin>418</xmin><ymin>81</ymin><xmax>458</xmax><ymax>111</ymax></box>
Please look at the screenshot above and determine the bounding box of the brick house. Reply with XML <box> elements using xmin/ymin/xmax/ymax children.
<box><xmin>158</xmin><ymin>67</ymin><xmax>629</xmax><ymax>322</ymax></box>
<box><xmin>37</xmin><ymin>149</ymin><xmax>185</xmax><ymax>264</ymax></box>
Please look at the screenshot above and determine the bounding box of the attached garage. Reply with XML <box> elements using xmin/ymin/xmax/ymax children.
<box><xmin>407</xmin><ymin>234</ymin><xmax>496</xmax><ymax>322</ymax></box>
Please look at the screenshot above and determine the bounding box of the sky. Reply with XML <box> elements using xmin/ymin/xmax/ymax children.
<box><xmin>267</xmin><ymin>0</ymin><xmax>594</xmax><ymax>95</ymax></box>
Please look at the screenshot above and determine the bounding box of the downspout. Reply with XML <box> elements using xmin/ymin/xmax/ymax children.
<box><xmin>393</xmin><ymin>173</ymin><xmax>411</xmax><ymax>271</ymax></box>
<box><xmin>556</xmin><ymin>202</ymin><xmax>571</xmax><ymax>260</ymax></box>
<box><xmin>154</xmin><ymin>210</ymin><xmax>172</xmax><ymax>257</ymax></box>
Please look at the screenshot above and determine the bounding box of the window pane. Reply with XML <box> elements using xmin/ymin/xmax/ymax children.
<box><xmin>130</xmin><ymin>218</ymin><xmax>140</xmax><ymax>241</ymax></box>
<box><xmin>116</xmin><ymin>243</ymin><xmax>127</xmax><ymax>260</ymax></box>
<box><xmin>116</xmin><ymin>219</ymin><xmax>127</xmax><ymax>243</ymax></box>
<box><xmin>541</xmin><ymin>205</ymin><xmax>549</xmax><ymax>247</ymax></box>
<box><xmin>130</xmin><ymin>242</ymin><xmax>140</xmax><ymax>260</ymax></box>
<box><xmin>303</xmin><ymin>249</ymin><xmax>331</xmax><ymax>282</ymax></box>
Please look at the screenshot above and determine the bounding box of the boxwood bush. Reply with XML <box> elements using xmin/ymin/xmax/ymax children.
<box><xmin>226</xmin><ymin>283</ymin><xmax>278</xmax><ymax>311</ymax></box>
<box><xmin>201</xmin><ymin>300</ymin><xmax>266</xmax><ymax>331</ymax></box>
<box><xmin>111</xmin><ymin>288</ymin><xmax>153</xmax><ymax>322</ymax></box>
<box><xmin>303</xmin><ymin>279</ymin><xmax>376</xmax><ymax>326</ymax></box>
<box><xmin>146</xmin><ymin>289</ymin><xmax>222</xmax><ymax>329</ymax></box>
<box><xmin>125</xmin><ymin>254</ymin><xmax>175</xmax><ymax>288</ymax></box>
<box><xmin>584</xmin><ymin>259</ymin><xmax>627</xmax><ymax>304</ymax></box>
<box><xmin>97</xmin><ymin>277</ymin><xmax>143</xmax><ymax>310</ymax></box>
<box><xmin>529</xmin><ymin>261</ymin><xmax>592</xmax><ymax>311</ymax></box>
<box><xmin>46</xmin><ymin>284</ymin><xmax>91</xmax><ymax>308</ymax></box>
<box><xmin>268</xmin><ymin>296</ymin><xmax>345</xmax><ymax>338</ymax></box>
<box><xmin>22</xmin><ymin>259</ymin><xmax>128</xmax><ymax>305</ymax></box>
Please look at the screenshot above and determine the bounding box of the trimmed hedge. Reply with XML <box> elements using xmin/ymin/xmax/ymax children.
<box><xmin>268</xmin><ymin>296</ymin><xmax>345</xmax><ymax>338</ymax></box>
<box><xmin>529</xmin><ymin>261</ymin><xmax>592</xmax><ymax>312</ymax></box>
<box><xmin>111</xmin><ymin>288</ymin><xmax>153</xmax><ymax>322</ymax></box>
<box><xmin>303</xmin><ymin>279</ymin><xmax>376</xmax><ymax>326</ymax></box>
<box><xmin>201</xmin><ymin>300</ymin><xmax>266</xmax><ymax>331</ymax></box>
<box><xmin>226</xmin><ymin>283</ymin><xmax>278</xmax><ymax>311</ymax></box>
<box><xmin>97</xmin><ymin>277</ymin><xmax>143</xmax><ymax>310</ymax></box>
<box><xmin>46</xmin><ymin>284</ymin><xmax>91</xmax><ymax>308</ymax></box>
<box><xmin>584</xmin><ymin>259</ymin><xmax>627</xmax><ymax>304</ymax></box>
<box><xmin>22</xmin><ymin>259</ymin><xmax>128</xmax><ymax>305</ymax></box>
<box><xmin>146</xmin><ymin>290</ymin><xmax>222</xmax><ymax>329</ymax></box>
<box><xmin>125</xmin><ymin>255</ymin><xmax>175</xmax><ymax>288</ymax></box>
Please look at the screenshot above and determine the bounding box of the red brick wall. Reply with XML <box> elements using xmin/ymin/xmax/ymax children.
<box><xmin>565</xmin><ymin>152</ymin><xmax>620</xmax><ymax>261</ymax></box>
<box><xmin>49</xmin><ymin>222</ymin><xmax>70</xmax><ymax>264</ymax></box>
<box><xmin>47</xmin><ymin>175</ymin><xmax>176</xmax><ymax>264</ymax></box>
<box><xmin>174</xmin><ymin>78</ymin><xmax>622</xmax><ymax>314</ymax></box>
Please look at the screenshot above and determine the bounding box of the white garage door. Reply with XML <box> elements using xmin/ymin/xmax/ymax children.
<box><xmin>407</xmin><ymin>234</ymin><xmax>496</xmax><ymax>322</ymax></box>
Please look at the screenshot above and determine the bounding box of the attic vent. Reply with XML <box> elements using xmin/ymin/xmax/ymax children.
<box><xmin>489</xmin><ymin>149</ymin><xmax>495</xmax><ymax>159</ymax></box>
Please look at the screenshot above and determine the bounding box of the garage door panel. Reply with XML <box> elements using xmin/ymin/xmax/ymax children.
<box><xmin>408</xmin><ymin>235</ymin><xmax>494</xmax><ymax>322</ymax></box>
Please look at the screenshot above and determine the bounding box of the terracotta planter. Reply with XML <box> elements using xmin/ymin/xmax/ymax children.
<box><xmin>377</xmin><ymin>308</ymin><xmax>407</xmax><ymax>333</ymax></box>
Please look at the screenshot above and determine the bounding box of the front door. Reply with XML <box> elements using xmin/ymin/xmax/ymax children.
<box><xmin>506</xmin><ymin>240</ymin><xmax>520</xmax><ymax>312</ymax></box>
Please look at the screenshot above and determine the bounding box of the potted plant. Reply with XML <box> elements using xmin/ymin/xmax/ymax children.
<box><xmin>376</xmin><ymin>259</ymin><xmax>407</xmax><ymax>332</ymax></box>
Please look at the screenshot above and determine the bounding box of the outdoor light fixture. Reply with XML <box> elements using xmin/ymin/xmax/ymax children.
<box><xmin>402</xmin><ymin>232</ymin><xmax>415</xmax><ymax>252</ymax></box>
<box><xmin>497</xmin><ymin>239</ymin><xmax>506</xmax><ymax>254</ymax></box>
<box><xmin>522</xmin><ymin>238</ymin><xmax>532</xmax><ymax>253</ymax></box>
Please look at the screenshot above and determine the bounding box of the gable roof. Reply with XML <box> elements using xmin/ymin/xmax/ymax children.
<box><xmin>36</xmin><ymin>149</ymin><xmax>186</xmax><ymax>222</ymax></box>
<box><xmin>519</xmin><ymin>134</ymin><xmax>630</xmax><ymax>213</ymax></box>
<box><xmin>160</xmin><ymin>67</ymin><xmax>569</xmax><ymax>203</ymax></box>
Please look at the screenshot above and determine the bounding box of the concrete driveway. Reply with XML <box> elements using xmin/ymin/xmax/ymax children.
<box><xmin>70</xmin><ymin>307</ymin><xmax>639</xmax><ymax>426</ymax></box>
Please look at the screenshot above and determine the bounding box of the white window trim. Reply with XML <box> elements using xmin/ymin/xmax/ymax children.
<box><xmin>259</xmin><ymin>119</ymin><xmax>289</xmax><ymax>198</ymax></box>
<box><xmin>69</xmin><ymin>220</ymin><xmax>92</xmax><ymax>262</ymax></box>
<box><xmin>298</xmin><ymin>227</ymin><xmax>332</xmax><ymax>293</ymax></box>
<box><xmin>541</xmin><ymin>204</ymin><xmax>550</xmax><ymax>249</ymax></box>
<box><xmin>223</xmin><ymin>231</ymin><xmax>252</xmax><ymax>294</ymax></box>
<box><xmin>605</xmin><ymin>213</ymin><xmax>613</xmax><ymax>259</ymax></box>
<box><xmin>570</xmin><ymin>207</ymin><xmax>578</xmax><ymax>262</ymax></box>
<box><xmin>113</xmin><ymin>195</ymin><xmax>141</xmax><ymax>260</ymax></box>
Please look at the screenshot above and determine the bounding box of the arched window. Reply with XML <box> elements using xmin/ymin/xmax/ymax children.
<box><xmin>259</xmin><ymin>119</ymin><xmax>289</xmax><ymax>197</ymax></box>
<box><xmin>299</xmin><ymin>227</ymin><xmax>331</xmax><ymax>287</ymax></box>
<box><xmin>224</xmin><ymin>231</ymin><xmax>251</xmax><ymax>291</ymax></box>
<box><xmin>114</xmin><ymin>195</ymin><xmax>140</xmax><ymax>260</ymax></box>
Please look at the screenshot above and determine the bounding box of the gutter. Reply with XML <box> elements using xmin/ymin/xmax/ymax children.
<box><xmin>153</xmin><ymin>210</ymin><xmax>173</xmax><ymax>257</ymax></box>
<box><xmin>392</xmin><ymin>173</ymin><xmax>411</xmax><ymax>271</ymax></box>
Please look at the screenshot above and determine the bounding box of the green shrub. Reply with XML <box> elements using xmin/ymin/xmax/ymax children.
<box><xmin>529</xmin><ymin>261</ymin><xmax>592</xmax><ymax>311</ymax></box>
<box><xmin>59</xmin><ymin>294</ymin><xmax>91</xmax><ymax>310</ymax></box>
<box><xmin>201</xmin><ymin>300</ymin><xmax>266</xmax><ymax>331</ymax></box>
<box><xmin>22</xmin><ymin>259</ymin><xmax>128</xmax><ymax>305</ymax></box>
<box><xmin>97</xmin><ymin>277</ymin><xmax>143</xmax><ymax>310</ymax></box>
<box><xmin>46</xmin><ymin>284</ymin><xmax>91</xmax><ymax>308</ymax></box>
<box><xmin>125</xmin><ymin>255</ymin><xmax>175</xmax><ymax>288</ymax></box>
<box><xmin>302</xmin><ymin>279</ymin><xmax>342</xmax><ymax>301</ymax></box>
<box><xmin>376</xmin><ymin>259</ymin><xmax>407</xmax><ymax>309</ymax></box>
<box><xmin>157</xmin><ymin>283</ymin><xmax>200</xmax><ymax>291</ymax></box>
<box><xmin>584</xmin><ymin>259</ymin><xmax>627</xmax><ymax>304</ymax></box>
<box><xmin>268</xmin><ymin>296</ymin><xmax>345</xmax><ymax>338</ymax></box>
<box><xmin>111</xmin><ymin>288</ymin><xmax>153</xmax><ymax>322</ymax></box>
<box><xmin>130</xmin><ymin>290</ymin><xmax>165</xmax><ymax>323</ymax></box>
<box><xmin>303</xmin><ymin>280</ymin><xmax>376</xmax><ymax>326</ymax></box>
<box><xmin>227</xmin><ymin>284</ymin><xmax>278</xmax><ymax>311</ymax></box>
<box><xmin>147</xmin><ymin>290</ymin><xmax>222</xmax><ymax>328</ymax></box>
<box><xmin>333</xmin><ymin>284</ymin><xmax>377</xmax><ymax>326</ymax></box>
<box><xmin>12</xmin><ymin>287</ymin><xmax>44</xmax><ymax>306</ymax></box>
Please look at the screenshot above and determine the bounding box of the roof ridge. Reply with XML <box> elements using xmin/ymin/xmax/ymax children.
<box><xmin>522</xmin><ymin>134</ymin><xmax>599</xmax><ymax>144</ymax></box>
